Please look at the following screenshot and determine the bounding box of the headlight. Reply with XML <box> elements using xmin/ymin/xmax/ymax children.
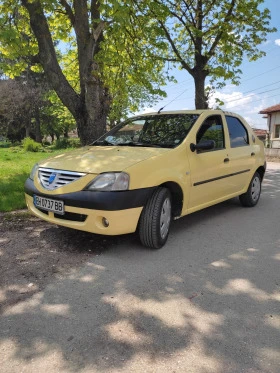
<box><xmin>86</xmin><ymin>172</ymin><xmax>129</xmax><ymax>191</ymax></box>
<box><xmin>30</xmin><ymin>163</ymin><xmax>39</xmax><ymax>180</ymax></box>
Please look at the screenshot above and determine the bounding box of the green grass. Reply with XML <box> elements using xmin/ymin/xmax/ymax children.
<box><xmin>0</xmin><ymin>147</ymin><xmax>71</xmax><ymax>212</ymax></box>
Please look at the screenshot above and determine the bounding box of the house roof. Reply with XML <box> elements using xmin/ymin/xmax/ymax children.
<box><xmin>259</xmin><ymin>103</ymin><xmax>280</xmax><ymax>114</ymax></box>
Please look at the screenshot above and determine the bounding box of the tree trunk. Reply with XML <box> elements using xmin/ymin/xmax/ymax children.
<box><xmin>73</xmin><ymin>1</ymin><xmax>110</xmax><ymax>144</ymax></box>
<box><xmin>54</xmin><ymin>132</ymin><xmax>60</xmax><ymax>140</ymax></box>
<box><xmin>25</xmin><ymin>119</ymin><xmax>31</xmax><ymax>138</ymax></box>
<box><xmin>193</xmin><ymin>70</ymin><xmax>208</xmax><ymax>109</ymax></box>
<box><xmin>76</xmin><ymin>73</ymin><xmax>110</xmax><ymax>144</ymax></box>
<box><xmin>76</xmin><ymin>95</ymin><xmax>108</xmax><ymax>145</ymax></box>
<box><xmin>22</xmin><ymin>0</ymin><xmax>109</xmax><ymax>146</ymax></box>
<box><xmin>34</xmin><ymin>107</ymin><xmax>42</xmax><ymax>143</ymax></box>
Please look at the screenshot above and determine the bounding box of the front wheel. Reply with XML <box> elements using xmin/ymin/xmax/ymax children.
<box><xmin>239</xmin><ymin>172</ymin><xmax>261</xmax><ymax>207</ymax></box>
<box><xmin>139</xmin><ymin>187</ymin><xmax>172</xmax><ymax>249</ymax></box>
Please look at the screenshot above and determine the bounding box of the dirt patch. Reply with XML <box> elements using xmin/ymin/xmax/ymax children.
<box><xmin>0</xmin><ymin>210</ymin><xmax>132</xmax><ymax>314</ymax></box>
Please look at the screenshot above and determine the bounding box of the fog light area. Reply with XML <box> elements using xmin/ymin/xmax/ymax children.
<box><xmin>102</xmin><ymin>217</ymin><xmax>109</xmax><ymax>227</ymax></box>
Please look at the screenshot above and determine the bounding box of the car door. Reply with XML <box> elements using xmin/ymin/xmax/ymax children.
<box><xmin>187</xmin><ymin>114</ymin><xmax>232</xmax><ymax>212</ymax></box>
<box><xmin>224</xmin><ymin>115</ymin><xmax>256</xmax><ymax>193</ymax></box>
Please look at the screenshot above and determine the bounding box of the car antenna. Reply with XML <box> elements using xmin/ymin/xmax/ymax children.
<box><xmin>157</xmin><ymin>87</ymin><xmax>190</xmax><ymax>114</ymax></box>
<box><xmin>157</xmin><ymin>106</ymin><xmax>165</xmax><ymax>114</ymax></box>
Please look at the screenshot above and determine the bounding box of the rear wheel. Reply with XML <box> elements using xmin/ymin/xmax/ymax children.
<box><xmin>239</xmin><ymin>172</ymin><xmax>261</xmax><ymax>207</ymax></box>
<box><xmin>139</xmin><ymin>187</ymin><xmax>172</xmax><ymax>249</ymax></box>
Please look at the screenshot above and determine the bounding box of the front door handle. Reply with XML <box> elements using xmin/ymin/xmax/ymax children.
<box><xmin>224</xmin><ymin>158</ymin><xmax>230</xmax><ymax>163</ymax></box>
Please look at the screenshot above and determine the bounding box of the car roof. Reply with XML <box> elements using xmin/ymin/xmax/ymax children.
<box><xmin>134</xmin><ymin>109</ymin><xmax>239</xmax><ymax>116</ymax></box>
<box><xmin>129</xmin><ymin>110</ymin><xmax>250</xmax><ymax>128</ymax></box>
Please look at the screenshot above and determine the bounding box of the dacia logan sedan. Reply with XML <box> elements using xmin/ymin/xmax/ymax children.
<box><xmin>25</xmin><ymin>110</ymin><xmax>266</xmax><ymax>249</ymax></box>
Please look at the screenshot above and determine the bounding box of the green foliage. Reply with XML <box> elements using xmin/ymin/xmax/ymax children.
<box><xmin>131</xmin><ymin>0</ymin><xmax>276</xmax><ymax>107</ymax></box>
<box><xmin>0</xmin><ymin>139</ymin><xmax>11</xmax><ymax>148</ymax></box>
<box><xmin>96</xmin><ymin>3</ymin><xmax>172</xmax><ymax>120</ymax></box>
<box><xmin>54</xmin><ymin>137</ymin><xmax>81</xmax><ymax>149</ymax></box>
<box><xmin>0</xmin><ymin>0</ymin><xmax>276</xmax><ymax>124</ymax></box>
<box><xmin>22</xmin><ymin>137</ymin><xmax>42</xmax><ymax>152</ymax></box>
<box><xmin>41</xmin><ymin>90</ymin><xmax>76</xmax><ymax>138</ymax></box>
<box><xmin>53</xmin><ymin>138</ymin><xmax>68</xmax><ymax>149</ymax></box>
<box><xmin>0</xmin><ymin>73</ymin><xmax>53</xmax><ymax>142</ymax></box>
<box><xmin>0</xmin><ymin>5</ymin><xmax>39</xmax><ymax>77</ymax></box>
<box><xmin>67</xmin><ymin>138</ymin><xmax>81</xmax><ymax>148</ymax></box>
<box><xmin>0</xmin><ymin>0</ymin><xmax>170</xmax><ymax>126</ymax></box>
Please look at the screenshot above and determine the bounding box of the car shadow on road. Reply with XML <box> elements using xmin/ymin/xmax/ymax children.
<box><xmin>0</xmin><ymin>167</ymin><xmax>280</xmax><ymax>372</ymax></box>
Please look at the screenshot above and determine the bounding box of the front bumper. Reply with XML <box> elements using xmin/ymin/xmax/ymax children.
<box><xmin>25</xmin><ymin>178</ymin><xmax>155</xmax><ymax>235</ymax></box>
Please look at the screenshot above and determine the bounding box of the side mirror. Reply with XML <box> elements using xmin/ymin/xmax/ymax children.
<box><xmin>190</xmin><ymin>140</ymin><xmax>215</xmax><ymax>152</ymax></box>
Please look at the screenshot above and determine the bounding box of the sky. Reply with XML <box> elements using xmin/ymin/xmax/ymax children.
<box><xmin>139</xmin><ymin>0</ymin><xmax>280</xmax><ymax>130</ymax></box>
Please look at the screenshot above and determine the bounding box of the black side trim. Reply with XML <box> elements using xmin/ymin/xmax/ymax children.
<box><xmin>194</xmin><ymin>169</ymin><xmax>250</xmax><ymax>186</ymax></box>
<box><xmin>25</xmin><ymin>178</ymin><xmax>155</xmax><ymax>211</ymax></box>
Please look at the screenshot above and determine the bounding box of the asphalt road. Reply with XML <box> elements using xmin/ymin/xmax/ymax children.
<box><xmin>1</xmin><ymin>163</ymin><xmax>280</xmax><ymax>373</ymax></box>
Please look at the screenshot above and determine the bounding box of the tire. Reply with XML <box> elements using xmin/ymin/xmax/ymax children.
<box><xmin>239</xmin><ymin>172</ymin><xmax>262</xmax><ymax>207</ymax></box>
<box><xmin>139</xmin><ymin>187</ymin><xmax>172</xmax><ymax>249</ymax></box>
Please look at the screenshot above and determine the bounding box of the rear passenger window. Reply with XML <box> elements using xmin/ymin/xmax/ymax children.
<box><xmin>226</xmin><ymin>116</ymin><xmax>249</xmax><ymax>148</ymax></box>
<box><xmin>196</xmin><ymin>115</ymin><xmax>224</xmax><ymax>151</ymax></box>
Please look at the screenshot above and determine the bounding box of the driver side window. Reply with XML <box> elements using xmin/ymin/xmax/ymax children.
<box><xmin>196</xmin><ymin>115</ymin><xmax>224</xmax><ymax>151</ymax></box>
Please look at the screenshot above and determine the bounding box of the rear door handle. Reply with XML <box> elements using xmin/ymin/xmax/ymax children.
<box><xmin>251</xmin><ymin>152</ymin><xmax>255</xmax><ymax>156</ymax></box>
<box><xmin>224</xmin><ymin>158</ymin><xmax>230</xmax><ymax>163</ymax></box>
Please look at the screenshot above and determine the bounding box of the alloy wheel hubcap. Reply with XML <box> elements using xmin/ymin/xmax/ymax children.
<box><xmin>160</xmin><ymin>197</ymin><xmax>171</xmax><ymax>239</ymax></box>
<box><xmin>251</xmin><ymin>176</ymin><xmax>261</xmax><ymax>201</ymax></box>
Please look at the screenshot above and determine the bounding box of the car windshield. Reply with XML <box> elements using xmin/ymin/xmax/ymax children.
<box><xmin>93</xmin><ymin>114</ymin><xmax>199</xmax><ymax>148</ymax></box>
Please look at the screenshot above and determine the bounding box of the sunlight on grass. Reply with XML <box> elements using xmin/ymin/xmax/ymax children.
<box><xmin>0</xmin><ymin>148</ymin><xmax>69</xmax><ymax>212</ymax></box>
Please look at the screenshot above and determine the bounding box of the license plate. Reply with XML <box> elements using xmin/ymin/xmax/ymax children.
<box><xmin>33</xmin><ymin>195</ymin><xmax>64</xmax><ymax>215</ymax></box>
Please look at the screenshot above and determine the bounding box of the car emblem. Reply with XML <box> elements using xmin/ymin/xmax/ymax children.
<box><xmin>48</xmin><ymin>173</ymin><xmax>57</xmax><ymax>185</ymax></box>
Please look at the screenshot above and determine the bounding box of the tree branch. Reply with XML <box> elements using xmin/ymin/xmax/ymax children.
<box><xmin>158</xmin><ymin>18</ymin><xmax>193</xmax><ymax>75</ymax></box>
<box><xmin>92</xmin><ymin>20</ymin><xmax>106</xmax><ymax>41</ymax></box>
<box><xmin>21</xmin><ymin>0</ymin><xmax>80</xmax><ymax>117</ymax></box>
<box><xmin>206</xmin><ymin>0</ymin><xmax>236</xmax><ymax>60</ymax></box>
<box><xmin>59</xmin><ymin>0</ymin><xmax>75</xmax><ymax>26</ymax></box>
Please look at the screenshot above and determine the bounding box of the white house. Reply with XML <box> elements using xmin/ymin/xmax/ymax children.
<box><xmin>259</xmin><ymin>104</ymin><xmax>280</xmax><ymax>148</ymax></box>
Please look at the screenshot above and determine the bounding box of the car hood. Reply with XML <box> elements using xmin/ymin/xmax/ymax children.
<box><xmin>38</xmin><ymin>146</ymin><xmax>171</xmax><ymax>174</ymax></box>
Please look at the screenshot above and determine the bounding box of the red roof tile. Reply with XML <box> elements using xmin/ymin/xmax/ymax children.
<box><xmin>259</xmin><ymin>103</ymin><xmax>280</xmax><ymax>114</ymax></box>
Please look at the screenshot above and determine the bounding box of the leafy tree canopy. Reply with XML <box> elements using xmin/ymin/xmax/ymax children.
<box><xmin>0</xmin><ymin>0</ymin><xmax>170</xmax><ymax>141</ymax></box>
<box><xmin>0</xmin><ymin>0</ymin><xmax>276</xmax><ymax>142</ymax></box>
<box><xmin>130</xmin><ymin>0</ymin><xmax>276</xmax><ymax>108</ymax></box>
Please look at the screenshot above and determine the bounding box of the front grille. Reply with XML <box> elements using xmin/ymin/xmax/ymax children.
<box><xmin>39</xmin><ymin>168</ymin><xmax>86</xmax><ymax>190</ymax></box>
<box><xmin>54</xmin><ymin>212</ymin><xmax>87</xmax><ymax>222</ymax></box>
<box><xmin>35</xmin><ymin>205</ymin><xmax>87</xmax><ymax>222</ymax></box>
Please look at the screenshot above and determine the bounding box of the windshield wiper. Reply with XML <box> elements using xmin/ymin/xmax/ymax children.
<box><xmin>92</xmin><ymin>140</ymin><xmax>116</xmax><ymax>146</ymax></box>
<box><xmin>93</xmin><ymin>140</ymin><xmax>173</xmax><ymax>148</ymax></box>
<box><xmin>138</xmin><ymin>142</ymin><xmax>174</xmax><ymax>148</ymax></box>
<box><xmin>152</xmin><ymin>143</ymin><xmax>174</xmax><ymax>148</ymax></box>
<box><xmin>116</xmin><ymin>142</ymin><xmax>162</xmax><ymax>148</ymax></box>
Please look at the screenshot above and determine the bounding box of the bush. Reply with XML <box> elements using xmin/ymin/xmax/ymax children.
<box><xmin>0</xmin><ymin>140</ymin><xmax>11</xmax><ymax>148</ymax></box>
<box><xmin>54</xmin><ymin>137</ymin><xmax>81</xmax><ymax>149</ymax></box>
<box><xmin>54</xmin><ymin>138</ymin><xmax>69</xmax><ymax>149</ymax></box>
<box><xmin>22</xmin><ymin>137</ymin><xmax>42</xmax><ymax>152</ymax></box>
<box><xmin>68</xmin><ymin>138</ymin><xmax>81</xmax><ymax>148</ymax></box>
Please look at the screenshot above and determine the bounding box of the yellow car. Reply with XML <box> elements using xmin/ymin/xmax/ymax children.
<box><xmin>25</xmin><ymin>110</ymin><xmax>266</xmax><ymax>249</ymax></box>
